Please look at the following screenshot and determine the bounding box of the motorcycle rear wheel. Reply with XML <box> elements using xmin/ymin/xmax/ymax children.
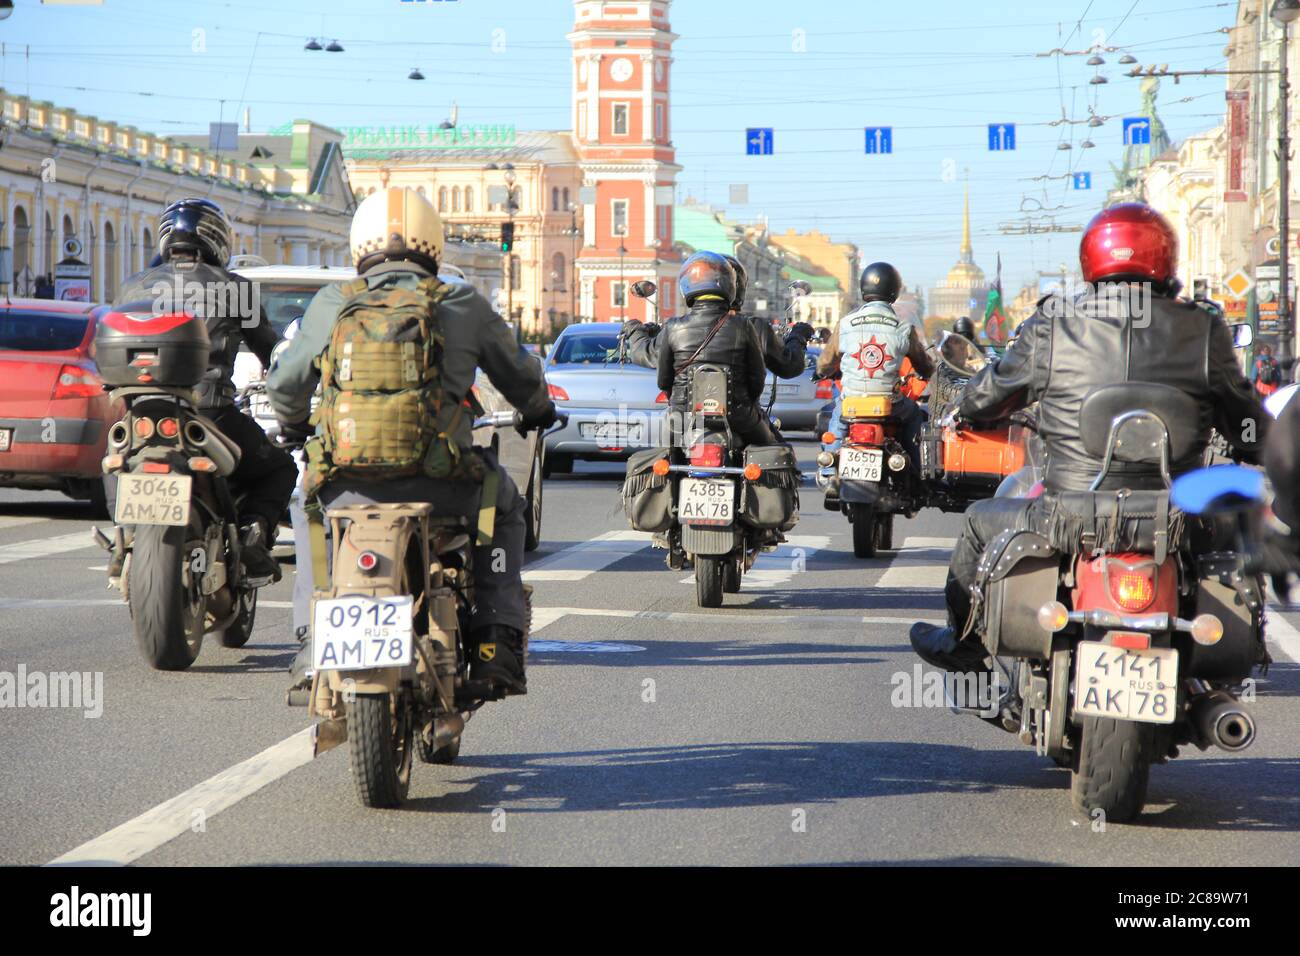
<box><xmin>874</xmin><ymin>512</ymin><xmax>895</xmax><ymax>551</ymax></box>
<box><xmin>851</xmin><ymin>504</ymin><xmax>877</xmax><ymax>558</ymax></box>
<box><xmin>722</xmin><ymin>555</ymin><xmax>742</xmax><ymax>593</ymax></box>
<box><xmin>347</xmin><ymin>691</ymin><xmax>414</xmax><ymax>809</ymax></box>
<box><xmin>218</xmin><ymin>588</ymin><xmax>258</xmax><ymax>649</ymax></box>
<box><xmin>129</xmin><ymin>524</ymin><xmax>205</xmax><ymax>671</ymax></box>
<box><xmin>1070</xmin><ymin>715</ymin><xmax>1153</xmax><ymax>823</ymax></box>
<box><xmin>696</xmin><ymin>556</ymin><xmax>725</xmax><ymax>608</ymax></box>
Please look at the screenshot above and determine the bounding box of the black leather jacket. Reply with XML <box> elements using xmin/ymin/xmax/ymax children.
<box><xmin>624</xmin><ymin>312</ymin><xmax>807</xmax><ymax>379</ymax></box>
<box><xmin>655</xmin><ymin>299</ymin><xmax>768</xmax><ymax>431</ymax></box>
<box><xmin>115</xmin><ymin>258</ymin><xmax>277</xmax><ymax>410</ymax></box>
<box><xmin>959</xmin><ymin>287</ymin><xmax>1267</xmax><ymax>493</ymax></box>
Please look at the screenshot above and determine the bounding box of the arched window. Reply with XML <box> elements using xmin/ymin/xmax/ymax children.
<box><xmin>452</xmin><ymin>187</ymin><xmax>462</xmax><ymax>213</ymax></box>
<box><xmin>551</xmin><ymin>252</ymin><xmax>566</xmax><ymax>291</ymax></box>
<box><xmin>437</xmin><ymin>186</ymin><xmax>447</xmax><ymax>212</ymax></box>
<box><xmin>464</xmin><ymin>186</ymin><xmax>474</xmax><ymax>213</ymax></box>
<box><xmin>12</xmin><ymin>206</ymin><xmax>31</xmax><ymax>289</ymax></box>
<box><xmin>103</xmin><ymin>220</ymin><xmax>117</xmax><ymax>300</ymax></box>
<box><xmin>551</xmin><ymin>187</ymin><xmax>560</xmax><ymax>212</ymax></box>
<box><xmin>562</xmin><ymin>187</ymin><xmax>571</xmax><ymax>210</ymax></box>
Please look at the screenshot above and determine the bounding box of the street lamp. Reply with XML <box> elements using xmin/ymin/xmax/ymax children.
<box><xmin>1275</xmin><ymin>0</ymin><xmax>1300</xmax><ymax>377</ymax></box>
<box><xmin>617</xmin><ymin>240</ymin><xmax>628</xmax><ymax>321</ymax></box>
<box><xmin>502</xmin><ymin>165</ymin><xmax>519</xmax><ymax>338</ymax></box>
<box><xmin>566</xmin><ymin>200</ymin><xmax>579</xmax><ymax>321</ymax></box>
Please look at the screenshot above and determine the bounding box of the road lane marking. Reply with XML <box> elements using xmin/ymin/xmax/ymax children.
<box><xmin>676</xmin><ymin>534</ymin><xmax>830</xmax><ymax>589</ymax></box>
<box><xmin>0</xmin><ymin>531</ymin><xmax>100</xmax><ymax>566</ymax></box>
<box><xmin>875</xmin><ymin>563</ymin><xmax>948</xmax><ymax>589</ymax></box>
<box><xmin>0</xmin><ymin>516</ymin><xmax>54</xmax><ymax>530</ymax></box>
<box><xmin>1265</xmin><ymin>609</ymin><xmax>1300</xmax><ymax>663</ymax></box>
<box><xmin>48</xmin><ymin>727</ymin><xmax>315</xmax><ymax>867</ymax></box>
<box><xmin>901</xmin><ymin>536</ymin><xmax>957</xmax><ymax>549</ymax></box>
<box><xmin>522</xmin><ymin>530</ymin><xmax>651</xmax><ymax>582</ymax></box>
<box><xmin>531</xmin><ymin>606</ymin><xmax>942</xmax><ymax>629</ymax></box>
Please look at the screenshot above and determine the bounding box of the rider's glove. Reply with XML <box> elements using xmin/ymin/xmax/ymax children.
<box><xmin>516</xmin><ymin>401</ymin><xmax>559</xmax><ymax>439</ymax></box>
<box><xmin>619</xmin><ymin>319</ymin><xmax>643</xmax><ymax>339</ymax></box>
<box><xmin>278</xmin><ymin>419</ymin><xmax>313</xmax><ymax>445</ymax></box>
<box><xmin>789</xmin><ymin>322</ymin><xmax>815</xmax><ymax>344</ymax></box>
<box><xmin>643</xmin><ymin>322</ymin><xmax>662</xmax><ymax>338</ymax></box>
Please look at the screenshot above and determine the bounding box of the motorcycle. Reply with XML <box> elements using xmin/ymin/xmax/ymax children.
<box><xmin>90</xmin><ymin>307</ymin><xmax>266</xmax><ymax>670</ymax></box>
<box><xmin>963</xmin><ymin>382</ymin><xmax>1263</xmax><ymax>822</ymax></box>
<box><xmin>621</xmin><ymin>281</ymin><xmax>801</xmax><ymax>608</ymax></box>
<box><xmin>306</xmin><ymin>411</ymin><xmax>565</xmax><ymax>809</ymax></box>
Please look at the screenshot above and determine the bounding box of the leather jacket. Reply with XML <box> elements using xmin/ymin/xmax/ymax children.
<box><xmin>624</xmin><ymin>312</ymin><xmax>807</xmax><ymax>380</ymax></box>
<box><xmin>115</xmin><ymin>257</ymin><xmax>277</xmax><ymax>410</ymax></box>
<box><xmin>655</xmin><ymin>298</ymin><xmax>768</xmax><ymax>430</ymax></box>
<box><xmin>959</xmin><ymin>287</ymin><xmax>1268</xmax><ymax>493</ymax></box>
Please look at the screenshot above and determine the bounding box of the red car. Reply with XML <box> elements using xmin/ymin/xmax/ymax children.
<box><xmin>0</xmin><ymin>299</ymin><xmax>122</xmax><ymax>514</ymax></box>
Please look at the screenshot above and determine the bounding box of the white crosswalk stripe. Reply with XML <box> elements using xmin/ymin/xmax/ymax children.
<box><xmin>676</xmin><ymin>534</ymin><xmax>831</xmax><ymax>589</ymax></box>
<box><xmin>0</xmin><ymin>530</ymin><xmax>99</xmax><ymax>566</ymax></box>
<box><xmin>522</xmin><ymin>530</ymin><xmax>651</xmax><ymax>582</ymax></box>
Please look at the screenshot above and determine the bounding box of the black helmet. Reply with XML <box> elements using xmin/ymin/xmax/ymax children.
<box><xmin>860</xmin><ymin>261</ymin><xmax>902</xmax><ymax>303</ymax></box>
<box><xmin>952</xmin><ymin>316</ymin><xmax>976</xmax><ymax>340</ymax></box>
<box><xmin>157</xmin><ymin>198</ymin><xmax>232</xmax><ymax>267</ymax></box>
<box><xmin>722</xmin><ymin>254</ymin><xmax>748</xmax><ymax>311</ymax></box>
<box><xmin>678</xmin><ymin>251</ymin><xmax>737</xmax><ymax>307</ymax></box>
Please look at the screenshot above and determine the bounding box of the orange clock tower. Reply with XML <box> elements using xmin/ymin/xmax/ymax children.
<box><xmin>569</xmin><ymin>0</ymin><xmax>682</xmax><ymax>323</ymax></box>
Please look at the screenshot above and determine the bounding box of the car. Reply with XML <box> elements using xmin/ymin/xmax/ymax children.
<box><xmin>542</xmin><ymin>322</ymin><xmax>668</xmax><ymax>475</ymax></box>
<box><xmin>0</xmin><ymin>298</ymin><xmax>124</xmax><ymax>514</ymax></box>
<box><xmin>228</xmin><ymin>261</ymin><xmax>548</xmax><ymax>550</ymax></box>
<box><xmin>764</xmin><ymin>345</ymin><xmax>834</xmax><ymax>434</ymax></box>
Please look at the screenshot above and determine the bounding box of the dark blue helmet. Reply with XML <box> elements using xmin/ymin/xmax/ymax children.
<box><xmin>678</xmin><ymin>251</ymin><xmax>737</xmax><ymax>307</ymax></box>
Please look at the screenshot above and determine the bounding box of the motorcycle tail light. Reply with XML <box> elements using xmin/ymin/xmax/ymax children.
<box><xmin>1110</xmin><ymin>566</ymin><xmax>1156</xmax><ymax>612</ymax></box>
<box><xmin>547</xmin><ymin>383</ymin><xmax>569</xmax><ymax>401</ymax></box>
<box><xmin>357</xmin><ymin>551</ymin><xmax>380</xmax><ymax>574</ymax></box>
<box><xmin>848</xmin><ymin>423</ymin><xmax>884</xmax><ymax>446</ymax></box>
<box><xmin>689</xmin><ymin>443</ymin><xmax>724</xmax><ymax>468</ymax></box>
<box><xmin>141</xmin><ymin>462</ymin><xmax>171</xmax><ymax>474</ymax></box>
<box><xmin>821</xmin><ymin>431</ymin><xmax>837</xmax><ymax>446</ymax></box>
<box><xmin>157</xmin><ymin>417</ymin><xmax>180</xmax><ymax>439</ymax></box>
<box><xmin>815</xmin><ymin>379</ymin><xmax>835</xmax><ymax>400</ymax></box>
<box><xmin>133</xmin><ymin>417</ymin><xmax>155</xmax><ymax>440</ymax></box>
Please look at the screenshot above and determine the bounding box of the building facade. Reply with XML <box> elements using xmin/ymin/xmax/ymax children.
<box><xmin>673</xmin><ymin>200</ymin><xmax>790</xmax><ymax>321</ymax></box>
<box><xmin>0</xmin><ymin>90</ymin><xmax>355</xmax><ymax>302</ymax></box>
<box><xmin>569</xmin><ymin>0</ymin><xmax>683</xmax><ymax>324</ymax></box>
<box><xmin>929</xmin><ymin>186</ymin><xmax>989</xmax><ymax>322</ymax></box>
<box><xmin>768</xmin><ymin>227</ymin><xmax>859</xmax><ymax>321</ymax></box>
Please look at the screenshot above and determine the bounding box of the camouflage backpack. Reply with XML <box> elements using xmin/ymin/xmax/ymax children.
<box><xmin>302</xmin><ymin>275</ymin><xmax>481</xmax><ymax>498</ymax></box>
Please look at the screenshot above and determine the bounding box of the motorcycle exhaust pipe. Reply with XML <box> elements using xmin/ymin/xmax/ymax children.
<box><xmin>183</xmin><ymin>420</ymin><xmax>239</xmax><ymax>476</ymax></box>
<box><xmin>427</xmin><ymin>712</ymin><xmax>465</xmax><ymax>752</ymax></box>
<box><xmin>108</xmin><ymin>421</ymin><xmax>130</xmax><ymax>451</ymax></box>
<box><xmin>1189</xmin><ymin>690</ymin><xmax>1256</xmax><ymax>752</ymax></box>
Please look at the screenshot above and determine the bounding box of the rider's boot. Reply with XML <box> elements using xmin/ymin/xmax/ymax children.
<box><xmin>469</xmin><ymin>625</ymin><xmax>527</xmax><ymax>696</ymax></box>
<box><xmin>239</xmin><ymin>517</ymin><xmax>282</xmax><ymax>585</ymax></box>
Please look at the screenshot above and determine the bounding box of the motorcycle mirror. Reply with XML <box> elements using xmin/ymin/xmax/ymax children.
<box><xmin>939</xmin><ymin>332</ymin><xmax>988</xmax><ymax>378</ymax></box>
<box><xmin>1230</xmin><ymin>323</ymin><xmax>1254</xmax><ymax>349</ymax></box>
<box><xmin>630</xmin><ymin>280</ymin><xmax>657</xmax><ymax>299</ymax></box>
<box><xmin>1171</xmin><ymin>464</ymin><xmax>1265</xmax><ymax>516</ymax></box>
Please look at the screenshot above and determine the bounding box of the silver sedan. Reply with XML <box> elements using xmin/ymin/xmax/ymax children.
<box><xmin>764</xmin><ymin>346</ymin><xmax>835</xmax><ymax>434</ymax></box>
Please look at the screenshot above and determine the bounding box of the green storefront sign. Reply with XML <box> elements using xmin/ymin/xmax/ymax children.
<box><xmin>267</xmin><ymin>122</ymin><xmax>517</xmax><ymax>154</ymax></box>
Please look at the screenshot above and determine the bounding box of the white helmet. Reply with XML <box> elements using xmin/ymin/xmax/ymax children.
<box><xmin>349</xmin><ymin>186</ymin><xmax>444</xmax><ymax>273</ymax></box>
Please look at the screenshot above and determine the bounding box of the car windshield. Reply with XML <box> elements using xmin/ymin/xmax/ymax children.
<box><xmin>0</xmin><ymin>311</ymin><xmax>89</xmax><ymax>352</ymax></box>
<box><xmin>550</xmin><ymin>333</ymin><xmax>619</xmax><ymax>365</ymax></box>
<box><xmin>259</xmin><ymin>283</ymin><xmax>332</xmax><ymax>336</ymax></box>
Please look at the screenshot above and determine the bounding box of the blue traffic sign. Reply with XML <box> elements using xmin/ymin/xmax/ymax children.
<box><xmin>1123</xmin><ymin>117</ymin><xmax>1152</xmax><ymax>146</ymax></box>
<box><xmin>1073</xmin><ymin>172</ymin><xmax>1092</xmax><ymax>190</ymax></box>
<box><xmin>988</xmin><ymin>123</ymin><xmax>1016</xmax><ymax>151</ymax></box>
<box><xmin>864</xmin><ymin>126</ymin><xmax>893</xmax><ymax>155</ymax></box>
<box><xmin>746</xmin><ymin>128</ymin><xmax>774</xmax><ymax>155</ymax></box>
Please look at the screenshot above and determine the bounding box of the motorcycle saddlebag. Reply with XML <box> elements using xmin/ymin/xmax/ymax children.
<box><xmin>93</xmin><ymin>307</ymin><xmax>211</xmax><ymax>388</ymax></box>
<box><xmin>977</xmin><ymin>528</ymin><xmax>1059</xmax><ymax>659</ymax></box>
<box><xmin>1043</xmin><ymin>490</ymin><xmax>1184</xmax><ymax>561</ymax></box>
<box><xmin>741</xmin><ymin>444</ymin><xmax>799</xmax><ymax>530</ymax></box>
<box><xmin>622</xmin><ymin>447</ymin><xmax>674</xmax><ymax>533</ymax></box>
<box><xmin>1188</xmin><ymin>552</ymin><xmax>1266</xmax><ymax>679</ymax></box>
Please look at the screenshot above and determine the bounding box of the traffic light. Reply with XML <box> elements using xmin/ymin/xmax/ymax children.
<box><xmin>500</xmin><ymin>222</ymin><xmax>515</xmax><ymax>253</ymax></box>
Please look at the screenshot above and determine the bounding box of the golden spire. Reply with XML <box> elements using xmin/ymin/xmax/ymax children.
<box><xmin>959</xmin><ymin>180</ymin><xmax>972</xmax><ymax>263</ymax></box>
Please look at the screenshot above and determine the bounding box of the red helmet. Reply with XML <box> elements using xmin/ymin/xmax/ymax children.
<box><xmin>1079</xmin><ymin>202</ymin><xmax>1178</xmax><ymax>286</ymax></box>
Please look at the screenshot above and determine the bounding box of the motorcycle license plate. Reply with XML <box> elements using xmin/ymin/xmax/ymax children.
<box><xmin>679</xmin><ymin>477</ymin><xmax>734</xmax><ymax>526</ymax></box>
<box><xmin>312</xmin><ymin>595</ymin><xmax>414</xmax><ymax>672</ymax></box>
<box><xmin>0</xmin><ymin>428</ymin><xmax>10</xmax><ymax>452</ymax></box>
<box><xmin>114</xmin><ymin>473</ymin><xmax>192</xmax><ymax>526</ymax></box>
<box><xmin>1073</xmin><ymin>640</ymin><xmax>1178</xmax><ymax>724</ymax></box>
<box><xmin>839</xmin><ymin>447</ymin><xmax>883</xmax><ymax>482</ymax></box>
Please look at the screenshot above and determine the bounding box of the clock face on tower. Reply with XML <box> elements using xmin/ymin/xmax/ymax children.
<box><xmin>610</xmin><ymin>57</ymin><xmax>633</xmax><ymax>82</ymax></box>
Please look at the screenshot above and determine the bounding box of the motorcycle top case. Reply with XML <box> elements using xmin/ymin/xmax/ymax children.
<box><xmin>93</xmin><ymin>308</ymin><xmax>211</xmax><ymax>388</ymax></box>
<box><xmin>622</xmin><ymin>447</ymin><xmax>675</xmax><ymax>533</ymax></box>
<box><xmin>741</xmin><ymin>444</ymin><xmax>799</xmax><ymax>530</ymax></box>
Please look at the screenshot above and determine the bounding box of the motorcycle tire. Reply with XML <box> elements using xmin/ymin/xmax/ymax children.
<box><xmin>129</xmin><ymin>524</ymin><xmax>205</xmax><ymax>671</ymax></box>
<box><xmin>722</xmin><ymin>555</ymin><xmax>742</xmax><ymax>593</ymax></box>
<box><xmin>696</xmin><ymin>556</ymin><xmax>724</xmax><ymax>608</ymax></box>
<box><xmin>874</xmin><ymin>512</ymin><xmax>895</xmax><ymax>552</ymax></box>
<box><xmin>1070</xmin><ymin>715</ymin><xmax>1154</xmax><ymax>823</ymax></box>
<box><xmin>218</xmin><ymin>588</ymin><xmax>258</xmax><ymax>649</ymax></box>
<box><xmin>852</xmin><ymin>504</ymin><xmax>877</xmax><ymax>558</ymax></box>
<box><xmin>347</xmin><ymin>691</ymin><xmax>414</xmax><ymax>809</ymax></box>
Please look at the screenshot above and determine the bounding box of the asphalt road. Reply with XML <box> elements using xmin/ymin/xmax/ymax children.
<box><xmin>1</xmin><ymin>439</ymin><xmax>1297</xmax><ymax>866</ymax></box>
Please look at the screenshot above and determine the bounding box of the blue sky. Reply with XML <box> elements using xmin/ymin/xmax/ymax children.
<box><xmin>2</xmin><ymin>0</ymin><xmax>1238</xmax><ymax>294</ymax></box>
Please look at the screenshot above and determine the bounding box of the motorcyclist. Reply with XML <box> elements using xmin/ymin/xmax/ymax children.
<box><xmin>652</xmin><ymin>251</ymin><xmax>774</xmax><ymax>448</ymax></box>
<box><xmin>621</xmin><ymin>254</ymin><xmax>814</xmax><ymax>378</ymax></box>
<box><xmin>816</xmin><ymin>262</ymin><xmax>934</xmax><ymax>488</ymax></box>
<box><xmin>910</xmin><ymin>202</ymin><xmax>1269</xmax><ymax>678</ymax></box>
<box><xmin>113</xmin><ymin>198</ymin><xmax>295</xmax><ymax>582</ymax></box>
<box><xmin>952</xmin><ymin>316</ymin><xmax>977</xmax><ymax>342</ymax></box>
<box><xmin>268</xmin><ymin>186</ymin><xmax>556</xmax><ymax>697</ymax></box>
